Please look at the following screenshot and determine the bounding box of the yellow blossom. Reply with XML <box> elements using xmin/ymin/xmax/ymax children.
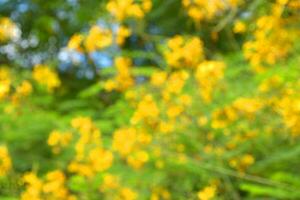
<box><xmin>127</xmin><ymin>150</ymin><xmax>149</xmax><ymax>169</ymax></box>
<box><xmin>0</xmin><ymin>145</ymin><xmax>12</xmax><ymax>177</ymax></box>
<box><xmin>119</xmin><ymin>187</ymin><xmax>138</xmax><ymax>200</ymax></box>
<box><xmin>116</xmin><ymin>26</ymin><xmax>131</xmax><ymax>46</ymax></box>
<box><xmin>0</xmin><ymin>80</ymin><xmax>10</xmax><ymax>99</ymax></box>
<box><xmin>47</xmin><ymin>130</ymin><xmax>73</xmax><ymax>154</ymax></box>
<box><xmin>165</xmin><ymin>36</ymin><xmax>204</xmax><ymax>68</ymax></box>
<box><xmin>100</xmin><ymin>173</ymin><xmax>119</xmax><ymax>191</ymax></box>
<box><xmin>131</xmin><ymin>94</ymin><xmax>160</xmax><ymax>124</ymax></box>
<box><xmin>85</xmin><ymin>26</ymin><xmax>112</xmax><ymax>52</ymax></box>
<box><xmin>182</xmin><ymin>0</ymin><xmax>240</xmax><ymax>22</ymax></box>
<box><xmin>0</xmin><ymin>68</ymin><xmax>11</xmax><ymax>99</ymax></box>
<box><xmin>113</xmin><ymin>127</ymin><xmax>137</xmax><ymax>156</ymax></box>
<box><xmin>195</xmin><ymin>61</ymin><xmax>225</xmax><ymax>103</ymax></box>
<box><xmin>88</xmin><ymin>147</ymin><xmax>114</xmax><ymax>172</ymax></box>
<box><xmin>33</xmin><ymin>64</ymin><xmax>61</xmax><ymax>92</ymax></box>
<box><xmin>198</xmin><ymin>185</ymin><xmax>216</xmax><ymax>200</ymax></box>
<box><xmin>0</xmin><ymin>17</ymin><xmax>19</xmax><ymax>42</ymax></box>
<box><xmin>233</xmin><ymin>20</ymin><xmax>246</xmax><ymax>33</ymax></box>
<box><xmin>104</xmin><ymin>57</ymin><xmax>135</xmax><ymax>92</ymax></box>
<box><xmin>16</xmin><ymin>80</ymin><xmax>32</xmax><ymax>97</ymax></box>
<box><xmin>150</xmin><ymin>71</ymin><xmax>168</xmax><ymax>87</ymax></box>
<box><xmin>67</xmin><ymin>34</ymin><xmax>84</xmax><ymax>51</ymax></box>
<box><xmin>107</xmin><ymin>0</ymin><xmax>151</xmax><ymax>21</ymax></box>
<box><xmin>167</xmin><ymin>105</ymin><xmax>183</xmax><ymax>119</ymax></box>
<box><xmin>159</xmin><ymin>121</ymin><xmax>174</xmax><ymax>134</ymax></box>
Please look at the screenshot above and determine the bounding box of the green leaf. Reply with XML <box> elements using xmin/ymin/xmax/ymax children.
<box><xmin>78</xmin><ymin>82</ymin><xmax>103</xmax><ymax>98</ymax></box>
<box><xmin>240</xmin><ymin>183</ymin><xmax>300</xmax><ymax>199</ymax></box>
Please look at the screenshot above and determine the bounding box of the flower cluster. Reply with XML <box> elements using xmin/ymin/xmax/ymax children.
<box><xmin>68</xmin><ymin>25</ymin><xmax>131</xmax><ymax>54</ymax></box>
<box><xmin>197</xmin><ymin>184</ymin><xmax>216</xmax><ymax>200</ymax></box>
<box><xmin>47</xmin><ymin>130</ymin><xmax>73</xmax><ymax>154</ymax></box>
<box><xmin>85</xmin><ymin>26</ymin><xmax>113</xmax><ymax>52</ymax></box>
<box><xmin>106</xmin><ymin>0</ymin><xmax>152</xmax><ymax>21</ymax></box>
<box><xmin>0</xmin><ymin>17</ymin><xmax>19</xmax><ymax>42</ymax></box>
<box><xmin>21</xmin><ymin>170</ymin><xmax>75</xmax><ymax>200</ymax></box>
<box><xmin>164</xmin><ymin>36</ymin><xmax>204</xmax><ymax>68</ymax></box>
<box><xmin>68</xmin><ymin>117</ymin><xmax>113</xmax><ymax>177</ymax></box>
<box><xmin>0</xmin><ymin>67</ymin><xmax>32</xmax><ymax>108</ymax></box>
<box><xmin>276</xmin><ymin>88</ymin><xmax>300</xmax><ymax>137</ymax></box>
<box><xmin>1</xmin><ymin>1</ymin><xmax>300</xmax><ymax>199</ymax></box>
<box><xmin>32</xmin><ymin>64</ymin><xmax>61</xmax><ymax>92</ymax></box>
<box><xmin>243</xmin><ymin>0</ymin><xmax>297</xmax><ymax>72</ymax></box>
<box><xmin>182</xmin><ymin>0</ymin><xmax>241</xmax><ymax>22</ymax></box>
<box><xmin>195</xmin><ymin>61</ymin><xmax>225</xmax><ymax>103</ymax></box>
<box><xmin>104</xmin><ymin>57</ymin><xmax>135</xmax><ymax>92</ymax></box>
<box><xmin>0</xmin><ymin>67</ymin><xmax>11</xmax><ymax>100</ymax></box>
<box><xmin>0</xmin><ymin>145</ymin><xmax>12</xmax><ymax>177</ymax></box>
<box><xmin>211</xmin><ymin>97</ymin><xmax>263</xmax><ymax>129</ymax></box>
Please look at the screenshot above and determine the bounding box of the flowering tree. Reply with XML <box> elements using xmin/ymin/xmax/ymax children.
<box><xmin>0</xmin><ymin>0</ymin><xmax>300</xmax><ymax>199</ymax></box>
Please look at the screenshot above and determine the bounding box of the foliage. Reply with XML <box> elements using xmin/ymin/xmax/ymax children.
<box><xmin>0</xmin><ymin>0</ymin><xmax>300</xmax><ymax>199</ymax></box>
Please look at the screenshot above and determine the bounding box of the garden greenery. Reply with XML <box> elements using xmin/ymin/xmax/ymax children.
<box><xmin>0</xmin><ymin>0</ymin><xmax>300</xmax><ymax>199</ymax></box>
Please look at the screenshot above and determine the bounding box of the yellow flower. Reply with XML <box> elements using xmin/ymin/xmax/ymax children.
<box><xmin>211</xmin><ymin>106</ymin><xmax>237</xmax><ymax>129</ymax></box>
<box><xmin>142</xmin><ymin>0</ymin><xmax>152</xmax><ymax>12</ymax></box>
<box><xmin>167</xmin><ymin>105</ymin><xmax>183</xmax><ymax>119</ymax></box>
<box><xmin>33</xmin><ymin>64</ymin><xmax>61</xmax><ymax>92</ymax></box>
<box><xmin>68</xmin><ymin>117</ymin><xmax>111</xmax><ymax>177</ymax></box>
<box><xmin>165</xmin><ymin>70</ymin><xmax>189</xmax><ymax>95</ymax></box>
<box><xmin>125</xmin><ymin>90</ymin><xmax>137</xmax><ymax>101</ymax></box>
<box><xmin>0</xmin><ymin>17</ymin><xmax>18</xmax><ymax>42</ymax></box>
<box><xmin>182</xmin><ymin>0</ymin><xmax>240</xmax><ymax>22</ymax></box>
<box><xmin>258</xmin><ymin>75</ymin><xmax>282</xmax><ymax>93</ymax></box>
<box><xmin>165</xmin><ymin>36</ymin><xmax>204</xmax><ymax>68</ymax></box>
<box><xmin>277</xmin><ymin>95</ymin><xmax>300</xmax><ymax>137</ymax></box>
<box><xmin>197</xmin><ymin>116</ymin><xmax>208</xmax><ymax>126</ymax></box>
<box><xmin>0</xmin><ymin>80</ymin><xmax>10</xmax><ymax>100</ymax></box>
<box><xmin>131</xmin><ymin>94</ymin><xmax>160</xmax><ymax>124</ymax></box>
<box><xmin>179</xmin><ymin>94</ymin><xmax>192</xmax><ymax>106</ymax></box>
<box><xmin>22</xmin><ymin>170</ymin><xmax>73</xmax><ymax>200</ymax></box>
<box><xmin>103</xmin><ymin>79</ymin><xmax>117</xmax><ymax>92</ymax></box>
<box><xmin>16</xmin><ymin>80</ymin><xmax>33</xmax><ymax>97</ymax></box>
<box><xmin>67</xmin><ymin>34</ymin><xmax>84</xmax><ymax>51</ymax></box>
<box><xmin>229</xmin><ymin>154</ymin><xmax>255</xmax><ymax>172</ymax></box>
<box><xmin>21</xmin><ymin>173</ymin><xmax>42</xmax><ymax>200</ymax></box>
<box><xmin>159</xmin><ymin>121</ymin><xmax>174</xmax><ymax>134</ymax></box>
<box><xmin>115</xmin><ymin>57</ymin><xmax>135</xmax><ymax>90</ymax></box>
<box><xmin>68</xmin><ymin>162</ymin><xmax>94</xmax><ymax>177</ymax></box>
<box><xmin>47</xmin><ymin>130</ymin><xmax>72</xmax><ymax>154</ymax></box>
<box><xmin>105</xmin><ymin>57</ymin><xmax>135</xmax><ymax>92</ymax></box>
<box><xmin>127</xmin><ymin>150</ymin><xmax>149</xmax><ymax>169</ymax></box>
<box><xmin>43</xmin><ymin>170</ymin><xmax>66</xmax><ymax>195</ymax></box>
<box><xmin>243</xmin><ymin>4</ymin><xmax>295</xmax><ymax>73</ymax></box>
<box><xmin>151</xmin><ymin>188</ymin><xmax>171</xmax><ymax>200</ymax></box>
<box><xmin>113</xmin><ymin>128</ymin><xmax>137</xmax><ymax>156</ymax></box>
<box><xmin>241</xmin><ymin>154</ymin><xmax>255</xmax><ymax>166</ymax></box>
<box><xmin>0</xmin><ymin>67</ymin><xmax>10</xmax><ymax>80</ymax></box>
<box><xmin>107</xmin><ymin>0</ymin><xmax>151</xmax><ymax>21</ymax></box>
<box><xmin>116</xmin><ymin>26</ymin><xmax>131</xmax><ymax>46</ymax></box>
<box><xmin>150</xmin><ymin>71</ymin><xmax>167</xmax><ymax>87</ymax></box>
<box><xmin>100</xmin><ymin>173</ymin><xmax>119</xmax><ymax>191</ymax></box>
<box><xmin>119</xmin><ymin>187</ymin><xmax>138</xmax><ymax>200</ymax></box>
<box><xmin>0</xmin><ymin>67</ymin><xmax>11</xmax><ymax>99</ymax></box>
<box><xmin>71</xmin><ymin>116</ymin><xmax>98</xmax><ymax>136</ymax></box>
<box><xmin>84</xmin><ymin>26</ymin><xmax>112</xmax><ymax>52</ymax></box>
<box><xmin>137</xmin><ymin>131</ymin><xmax>152</xmax><ymax>144</ymax></box>
<box><xmin>0</xmin><ymin>145</ymin><xmax>12</xmax><ymax>177</ymax></box>
<box><xmin>198</xmin><ymin>185</ymin><xmax>216</xmax><ymax>200</ymax></box>
<box><xmin>233</xmin><ymin>20</ymin><xmax>246</xmax><ymax>33</ymax></box>
<box><xmin>88</xmin><ymin>147</ymin><xmax>113</xmax><ymax>172</ymax></box>
<box><xmin>195</xmin><ymin>61</ymin><xmax>225</xmax><ymax>103</ymax></box>
<box><xmin>233</xmin><ymin>97</ymin><xmax>263</xmax><ymax>117</ymax></box>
